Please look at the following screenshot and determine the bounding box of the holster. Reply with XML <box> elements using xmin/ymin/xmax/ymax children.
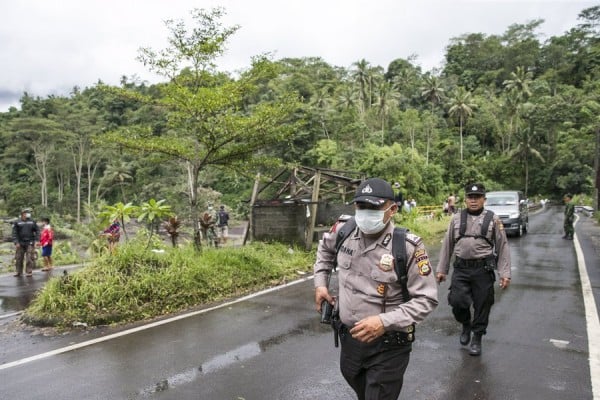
<box><xmin>331</xmin><ymin>309</ymin><xmax>341</xmax><ymax>347</ymax></box>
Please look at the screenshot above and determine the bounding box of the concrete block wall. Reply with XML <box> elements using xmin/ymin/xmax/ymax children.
<box><xmin>252</xmin><ymin>204</ymin><xmax>306</xmax><ymax>245</ymax></box>
<box><xmin>252</xmin><ymin>202</ymin><xmax>355</xmax><ymax>246</ymax></box>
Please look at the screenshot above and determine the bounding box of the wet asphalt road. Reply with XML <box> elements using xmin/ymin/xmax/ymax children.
<box><xmin>0</xmin><ymin>205</ymin><xmax>598</xmax><ymax>399</ymax></box>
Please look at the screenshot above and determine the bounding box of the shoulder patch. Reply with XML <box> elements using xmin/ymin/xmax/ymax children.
<box><xmin>418</xmin><ymin>261</ymin><xmax>432</xmax><ymax>276</ymax></box>
<box><xmin>330</xmin><ymin>221</ymin><xmax>341</xmax><ymax>233</ymax></box>
<box><xmin>405</xmin><ymin>232</ymin><xmax>422</xmax><ymax>246</ymax></box>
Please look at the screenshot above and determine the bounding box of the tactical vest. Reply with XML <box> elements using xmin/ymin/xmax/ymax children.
<box><xmin>455</xmin><ymin>209</ymin><xmax>495</xmax><ymax>248</ymax></box>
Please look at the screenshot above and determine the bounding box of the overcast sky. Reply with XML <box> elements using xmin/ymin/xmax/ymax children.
<box><xmin>0</xmin><ymin>0</ymin><xmax>596</xmax><ymax>112</ymax></box>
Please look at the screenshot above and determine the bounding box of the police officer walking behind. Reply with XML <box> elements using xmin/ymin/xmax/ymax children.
<box><xmin>12</xmin><ymin>208</ymin><xmax>40</xmax><ymax>277</ymax></box>
<box><xmin>435</xmin><ymin>183</ymin><xmax>511</xmax><ymax>356</ymax></box>
<box><xmin>314</xmin><ymin>178</ymin><xmax>438</xmax><ymax>400</ymax></box>
<box><xmin>562</xmin><ymin>193</ymin><xmax>575</xmax><ymax>240</ymax></box>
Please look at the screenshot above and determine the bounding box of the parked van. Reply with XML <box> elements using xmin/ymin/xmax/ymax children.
<box><xmin>485</xmin><ymin>191</ymin><xmax>529</xmax><ymax>237</ymax></box>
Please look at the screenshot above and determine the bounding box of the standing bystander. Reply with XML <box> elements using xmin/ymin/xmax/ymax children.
<box><xmin>217</xmin><ymin>205</ymin><xmax>230</xmax><ymax>245</ymax></box>
<box><xmin>40</xmin><ymin>217</ymin><xmax>54</xmax><ymax>271</ymax></box>
<box><xmin>447</xmin><ymin>193</ymin><xmax>456</xmax><ymax>214</ymax></box>
<box><xmin>12</xmin><ymin>208</ymin><xmax>40</xmax><ymax>277</ymax></box>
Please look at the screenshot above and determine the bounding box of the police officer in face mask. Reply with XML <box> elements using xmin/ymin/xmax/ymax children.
<box><xmin>12</xmin><ymin>208</ymin><xmax>40</xmax><ymax>277</ymax></box>
<box><xmin>314</xmin><ymin>178</ymin><xmax>438</xmax><ymax>400</ymax></box>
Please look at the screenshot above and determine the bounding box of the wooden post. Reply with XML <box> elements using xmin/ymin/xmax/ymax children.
<box><xmin>244</xmin><ymin>173</ymin><xmax>261</xmax><ymax>246</ymax></box>
<box><xmin>305</xmin><ymin>169</ymin><xmax>321</xmax><ymax>251</ymax></box>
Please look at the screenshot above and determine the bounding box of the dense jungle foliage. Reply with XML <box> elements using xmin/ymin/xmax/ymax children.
<box><xmin>0</xmin><ymin>6</ymin><xmax>599</xmax><ymax>232</ymax></box>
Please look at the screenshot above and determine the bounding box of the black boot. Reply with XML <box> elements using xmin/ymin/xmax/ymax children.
<box><xmin>469</xmin><ymin>334</ymin><xmax>482</xmax><ymax>356</ymax></box>
<box><xmin>566</xmin><ymin>234</ymin><xmax>573</xmax><ymax>240</ymax></box>
<box><xmin>460</xmin><ymin>324</ymin><xmax>471</xmax><ymax>346</ymax></box>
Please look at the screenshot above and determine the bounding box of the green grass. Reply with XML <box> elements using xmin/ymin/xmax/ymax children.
<box><xmin>23</xmin><ymin>241</ymin><xmax>315</xmax><ymax>329</ymax></box>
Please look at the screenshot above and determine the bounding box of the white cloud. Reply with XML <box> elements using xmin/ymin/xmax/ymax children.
<box><xmin>0</xmin><ymin>0</ymin><xmax>596</xmax><ymax>111</ymax></box>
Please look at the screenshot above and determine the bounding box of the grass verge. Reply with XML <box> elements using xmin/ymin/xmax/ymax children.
<box><xmin>23</xmin><ymin>241</ymin><xmax>314</xmax><ymax>329</ymax></box>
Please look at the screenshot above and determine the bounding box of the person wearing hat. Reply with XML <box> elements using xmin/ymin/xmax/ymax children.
<box><xmin>562</xmin><ymin>194</ymin><xmax>575</xmax><ymax>240</ymax></box>
<box><xmin>435</xmin><ymin>183</ymin><xmax>511</xmax><ymax>356</ymax></box>
<box><xmin>12</xmin><ymin>208</ymin><xmax>40</xmax><ymax>277</ymax></box>
<box><xmin>314</xmin><ymin>177</ymin><xmax>438</xmax><ymax>399</ymax></box>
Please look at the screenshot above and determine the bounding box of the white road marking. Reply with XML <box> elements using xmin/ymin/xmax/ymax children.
<box><xmin>574</xmin><ymin>232</ymin><xmax>600</xmax><ymax>399</ymax></box>
<box><xmin>0</xmin><ymin>275</ymin><xmax>315</xmax><ymax>371</ymax></box>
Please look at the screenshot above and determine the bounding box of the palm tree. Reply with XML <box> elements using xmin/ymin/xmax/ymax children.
<box><xmin>375</xmin><ymin>80</ymin><xmax>400</xmax><ymax>144</ymax></box>
<box><xmin>100</xmin><ymin>160</ymin><xmax>134</xmax><ymax>203</ymax></box>
<box><xmin>447</xmin><ymin>86</ymin><xmax>477</xmax><ymax>161</ymax></box>
<box><xmin>502</xmin><ymin>67</ymin><xmax>533</xmax><ymax>154</ymax></box>
<box><xmin>421</xmin><ymin>75</ymin><xmax>445</xmax><ymax>113</ymax></box>
<box><xmin>309</xmin><ymin>85</ymin><xmax>333</xmax><ymax>139</ymax></box>
<box><xmin>503</xmin><ymin>66</ymin><xmax>533</xmax><ymax>102</ymax></box>
<box><xmin>509</xmin><ymin>122</ymin><xmax>545</xmax><ymax>197</ymax></box>
<box><xmin>421</xmin><ymin>75</ymin><xmax>445</xmax><ymax>164</ymax></box>
<box><xmin>501</xmin><ymin>91</ymin><xmax>521</xmax><ymax>153</ymax></box>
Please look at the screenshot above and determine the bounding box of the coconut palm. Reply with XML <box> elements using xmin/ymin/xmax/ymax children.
<box><xmin>375</xmin><ymin>80</ymin><xmax>401</xmax><ymax>143</ymax></box>
<box><xmin>100</xmin><ymin>160</ymin><xmax>134</xmax><ymax>203</ymax></box>
<box><xmin>447</xmin><ymin>86</ymin><xmax>477</xmax><ymax>161</ymax></box>
<box><xmin>503</xmin><ymin>66</ymin><xmax>533</xmax><ymax>102</ymax></box>
<box><xmin>352</xmin><ymin>59</ymin><xmax>371</xmax><ymax>114</ymax></box>
<box><xmin>421</xmin><ymin>75</ymin><xmax>445</xmax><ymax>113</ymax></box>
<box><xmin>421</xmin><ymin>75</ymin><xmax>445</xmax><ymax>164</ymax></box>
<box><xmin>509</xmin><ymin>123</ymin><xmax>545</xmax><ymax>197</ymax></box>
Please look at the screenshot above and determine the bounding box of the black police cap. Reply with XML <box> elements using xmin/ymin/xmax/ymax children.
<box><xmin>353</xmin><ymin>178</ymin><xmax>395</xmax><ymax>206</ymax></box>
<box><xmin>465</xmin><ymin>183</ymin><xmax>486</xmax><ymax>195</ymax></box>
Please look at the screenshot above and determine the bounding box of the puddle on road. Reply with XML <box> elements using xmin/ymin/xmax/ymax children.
<box><xmin>138</xmin><ymin>319</ymin><xmax>317</xmax><ymax>397</ymax></box>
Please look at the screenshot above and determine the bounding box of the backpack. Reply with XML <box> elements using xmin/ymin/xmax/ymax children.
<box><xmin>456</xmin><ymin>209</ymin><xmax>495</xmax><ymax>247</ymax></box>
<box><xmin>333</xmin><ymin>216</ymin><xmax>410</xmax><ymax>301</ymax></box>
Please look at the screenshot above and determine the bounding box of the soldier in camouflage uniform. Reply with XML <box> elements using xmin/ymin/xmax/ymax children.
<box><xmin>562</xmin><ymin>194</ymin><xmax>575</xmax><ymax>240</ymax></box>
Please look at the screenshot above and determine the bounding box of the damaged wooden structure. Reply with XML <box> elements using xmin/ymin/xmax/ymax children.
<box><xmin>246</xmin><ymin>167</ymin><xmax>365</xmax><ymax>250</ymax></box>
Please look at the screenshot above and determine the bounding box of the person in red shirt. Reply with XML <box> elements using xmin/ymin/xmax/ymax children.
<box><xmin>39</xmin><ymin>217</ymin><xmax>54</xmax><ymax>271</ymax></box>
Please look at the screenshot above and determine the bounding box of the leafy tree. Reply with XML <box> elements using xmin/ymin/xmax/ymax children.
<box><xmin>104</xmin><ymin>8</ymin><xmax>301</xmax><ymax>249</ymax></box>
<box><xmin>5</xmin><ymin>117</ymin><xmax>67</xmax><ymax>208</ymax></box>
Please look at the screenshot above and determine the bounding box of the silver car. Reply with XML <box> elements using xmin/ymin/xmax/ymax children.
<box><xmin>485</xmin><ymin>191</ymin><xmax>529</xmax><ymax>237</ymax></box>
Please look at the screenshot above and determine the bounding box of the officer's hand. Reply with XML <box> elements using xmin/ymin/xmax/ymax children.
<box><xmin>350</xmin><ymin>316</ymin><xmax>385</xmax><ymax>343</ymax></box>
<box><xmin>499</xmin><ymin>277</ymin><xmax>511</xmax><ymax>289</ymax></box>
<box><xmin>315</xmin><ymin>286</ymin><xmax>333</xmax><ymax>312</ymax></box>
<box><xmin>435</xmin><ymin>272</ymin><xmax>446</xmax><ymax>283</ymax></box>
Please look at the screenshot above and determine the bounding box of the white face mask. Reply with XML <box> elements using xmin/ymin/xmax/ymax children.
<box><xmin>24</xmin><ymin>213</ymin><xmax>31</xmax><ymax>219</ymax></box>
<box><xmin>355</xmin><ymin>205</ymin><xmax>393</xmax><ymax>235</ymax></box>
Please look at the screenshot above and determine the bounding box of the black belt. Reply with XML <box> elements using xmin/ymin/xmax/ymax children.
<box><xmin>339</xmin><ymin>324</ymin><xmax>415</xmax><ymax>344</ymax></box>
<box><xmin>455</xmin><ymin>257</ymin><xmax>488</xmax><ymax>268</ymax></box>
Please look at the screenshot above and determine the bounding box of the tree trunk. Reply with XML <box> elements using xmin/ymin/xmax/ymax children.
<box><xmin>187</xmin><ymin>162</ymin><xmax>202</xmax><ymax>251</ymax></box>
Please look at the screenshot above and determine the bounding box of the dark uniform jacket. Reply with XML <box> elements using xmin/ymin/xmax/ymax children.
<box><xmin>12</xmin><ymin>218</ymin><xmax>40</xmax><ymax>246</ymax></box>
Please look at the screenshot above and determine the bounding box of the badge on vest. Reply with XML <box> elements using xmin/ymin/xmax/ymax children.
<box><xmin>379</xmin><ymin>254</ymin><xmax>394</xmax><ymax>272</ymax></box>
